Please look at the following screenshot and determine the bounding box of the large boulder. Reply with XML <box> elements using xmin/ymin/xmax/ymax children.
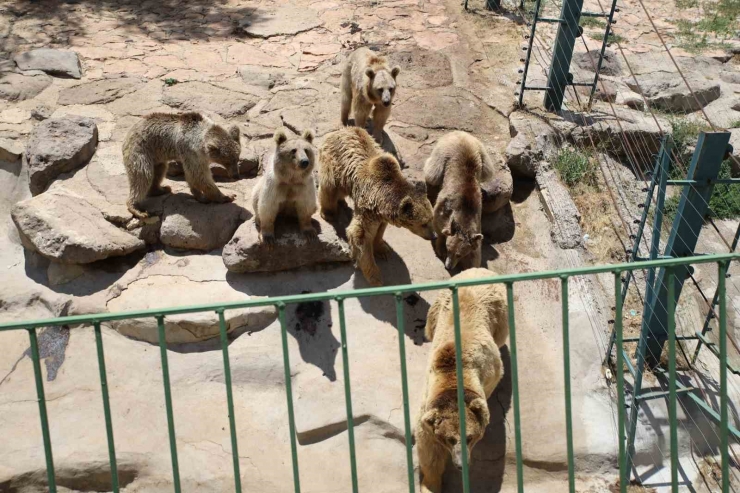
<box><xmin>162</xmin><ymin>81</ymin><xmax>260</xmax><ymax>118</ymax></box>
<box><xmin>572</xmin><ymin>49</ymin><xmax>621</xmax><ymax>76</ymax></box>
<box><xmin>238</xmin><ymin>5</ymin><xmax>322</xmax><ymax>38</ymax></box>
<box><xmin>625</xmin><ymin>73</ymin><xmax>721</xmax><ymax>113</ymax></box>
<box><xmin>223</xmin><ymin>217</ymin><xmax>351</xmax><ymax>273</ymax></box>
<box><xmin>505</xmin><ymin>112</ymin><xmax>560</xmax><ymax>179</ymax></box>
<box><xmin>0</xmin><ymin>71</ymin><xmax>52</xmax><ymax>101</ymax></box>
<box><xmin>14</xmin><ymin>49</ymin><xmax>82</xmax><ymax>79</ymax></box>
<box><xmin>160</xmin><ymin>195</ymin><xmax>248</xmax><ymax>251</ymax></box>
<box><xmin>58</xmin><ymin>78</ymin><xmax>145</xmax><ymax>105</ymax></box>
<box><xmin>481</xmin><ymin>164</ymin><xmax>514</xmax><ymax>213</ymax></box>
<box><xmin>11</xmin><ymin>193</ymin><xmax>145</xmax><ymax>264</ymax></box>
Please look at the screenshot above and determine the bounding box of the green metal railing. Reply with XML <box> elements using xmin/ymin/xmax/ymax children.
<box><xmin>1</xmin><ymin>253</ymin><xmax>738</xmax><ymax>493</ymax></box>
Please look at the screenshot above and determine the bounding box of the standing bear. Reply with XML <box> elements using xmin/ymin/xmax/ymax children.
<box><xmin>318</xmin><ymin>127</ymin><xmax>435</xmax><ymax>287</ymax></box>
<box><xmin>340</xmin><ymin>47</ymin><xmax>401</xmax><ymax>144</ymax></box>
<box><xmin>252</xmin><ymin>127</ymin><xmax>318</xmax><ymax>245</ymax></box>
<box><xmin>415</xmin><ymin>267</ymin><xmax>509</xmax><ymax>493</ymax></box>
<box><xmin>424</xmin><ymin>131</ymin><xmax>495</xmax><ymax>271</ymax></box>
<box><xmin>123</xmin><ymin>112</ymin><xmax>240</xmax><ymax>220</ymax></box>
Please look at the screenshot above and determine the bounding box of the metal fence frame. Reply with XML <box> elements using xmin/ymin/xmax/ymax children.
<box><xmin>1</xmin><ymin>253</ymin><xmax>738</xmax><ymax>493</ymax></box>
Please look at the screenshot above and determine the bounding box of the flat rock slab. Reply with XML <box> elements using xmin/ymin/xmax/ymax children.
<box><xmin>160</xmin><ymin>194</ymin><xmax>248</xmax><ymax>251</ymax></box>
<box><xmin>14</xmin><ymin>49</ymin><xmax>82</xmax><ymax>79</ymax></box>
<box><xmin>241</xmin><ymin>5</ymin><xmax>322</xmax><ymax>38</ymax></box>
<box><xmin>625</xmin><ymin>72</ymin><xmax>721</xmax><ymax>113</ymax></box>
<box><xmin>58</xmin><ymin>78</ymin><xmax>145</xmax><ymax>105</ymax></box>
<box><xmin>572</xmin><ymin>49</ymin><xmax>621</xmax><ymax>76</ymax></box>
<box><xmin>25</xmin><ymin>116</ymin><xmax>99</xmax><ymax>195</ymax></box>
<box><xmin>388</xmin><ymin>48</ymin><xmax>453</xmax><ymax>89</ymax></box>
<box><xmin>223</xmin><ymin>217</ymin><xmax>351</xmax><ymax>273</ymax></box>
<box><xmin>0</xmin><ymin>138</ymin><xmax>24</xmax><ymax>162</ymax></box>
<box><xmin>11</xmin><ymin>193</ymin><xmax>145</xmax><ymax>264</ymax></box>
<box><xmin>163</xmin><ymin>81</ymin><xmax>259</xmax><ymax>118</ymax></box>
<box><xmin>0</xmin><ymin>71</ymin><xmax>52</xmax><ymax>101</ymax></box>
<box><xmin>505</xmin><ymin>111</ymin><xmax>560</xmax><ymax>178</ymax></box>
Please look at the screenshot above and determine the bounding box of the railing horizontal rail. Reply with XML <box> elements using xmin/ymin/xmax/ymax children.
<box><xmin>1</xmin><ymin>253</ymin><xmax>738</xmax><ymax>331</ymax></box>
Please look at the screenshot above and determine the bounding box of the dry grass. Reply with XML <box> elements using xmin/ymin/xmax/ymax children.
<box><xmin>571</xmin><ymin>184</ymin><xmax>624</xmax><ymax>263</ymax></box>
<box><xmin>609</xmin><ymin>480</ymin><xmax>657</xmax><ymax>492</ymax></box>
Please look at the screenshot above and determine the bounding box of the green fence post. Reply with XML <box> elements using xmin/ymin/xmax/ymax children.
<box><xmin>28</xmin><ymin>327</ymin><xmax>57</xmax><ymax>493</ymax></box>
<box><xmin>277</xmin><ymin>303</ymin><xmax>302</xmax><ymax>493</ymax></box>
<box><xmin>394</xmin><ymin>293</ymin><xmax>416</xmax><ymax>493</ymax></box>
<box><xmin>613</xmin><ymin>276</ymin><xmax>627</xmax><ymax>493</ymax></box>
<box><xmin>543</xmin><ymin>0</ymin><xmax>584</xmax><ymax>111</ymax></box>
<box><xmin>561</xmin><ymin>276</ymin><xmax>575</xmax><ymax>493</ymax></box>
<box><xmin>666</xmin><ymin>269</ymin><xmax>678</xmax><ymax>493</ymax></box>
<box><xmin>156</xmin><ymin>315</ymin><xmax>181</xmax><ymax>493</ymax></box>
<box><xmin>451</xmin><ymin>287</ymin><xmax>471</xmax><ymax>493</ymax></box>
<box><xmin>718</xmin><ymin>261</ymin><xmax>729</xmax><ymax>492</ymax></box>
<box><xmin>217</xmin><ymin>310</ymin><xmax>242</xmax><ymax>493</ymax></box>
<box><xmin>93</xmin><ymin>321</ymin><xmax>119</xmax><ymax>493</ymax></box>
<box><xmin>337</xmin><ymin>298</ymin><xmax>359</xmax><ymax>493</ymax></box>
<box><xmin>506</xmin><ymin>283</ymin><xmax>524</xmax><ymax>493</ymax></box>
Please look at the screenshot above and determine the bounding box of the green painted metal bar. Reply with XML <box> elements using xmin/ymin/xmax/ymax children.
<box><xmin>2</xmin><ymin>254</ymin><xmax>738</xmax><ymax>332</ymax></box>
<box><xmin>217</xmin><ymin>310</ymin><xmax>242</xmax><ymax>493</ymax></box>
<box><xmin>623</xmin><ymin>336</ymin><xmax>697</xmax><ymax>342</ymax></box>
<box><xmin>587</xmin><ymin>0</ymin><xmax>620</xmax><ymax>107</ymax></box>
<box><xmin>718</xmin><ymin>261</ymin><xmax>730</xmax><ymax>492</ymax></box>
<box><xmin>614</xmin><ymin>274</ymin><xmax>627</xmax><ymax>493</ymax></box>
<box><xmin>277</xmin><ymin>303</ymin><xmax>301</xmax><ymax>493</ymax></box>
<box><xmin>157</xmin><ymin>315</ymin><xmax>181</xmax><ymax>493</ymax></box>
<box><xmin>93</xmin><ymin>321</ymin><xmax>119</xmax><ymax>493</ymax></box>
<box><xmin>667</xmin><ymin>178</ymin><xmax>740</xmax><ymax>186</ymax></box>
<box><xmin>28</xmin><ymin>327</ymin><xmax>57</xmax><ymax>493</ymax></box>
<box><xmin>636</xmin><ymin>386</ymin><xmax>695</xmax><ymax>402</ymax></box>
<box><xmin>543</xmin><ymin>0</ymin><xmax>583</xmax><ymax>111</ymax></box>
<box><xmin>451</xmin><ymin>287</ymin><xmax>471</xmax><ymax>493</ymax></box>
<box><xmin>517</xmin><ymin>0</ymin><xmax>544</xmax><ymax>107</ymax></box>
<box><xmin>506</xmin><ymin>283</ymin><xmax>525</xmax><ymax>493</ymax></box>
<box><xmin>337</xmin><ymin>298</ymin><xmax>359</xmax><ymax>493</ymax></box>
<box><xmin>537</xmin><ymin>16</ymin><xmax>565</xmax><ymax>23</ymax></box>
<box><xmin>667</xmin><ymin>268</ymin><xmax>678</xmax><ymax>493</ymax></box>
<box><xmin>580</xmin><ymin>10</ymin><xmax>610</xmax><ymax>16</ymax></box>
<box><xmin>394</xmin><ymin>294</ymin><xmax>416</xmax><ymax>493</ymax></box>
<box><xmin>561</xmin><ymin>277</ymin><xmax>576</xmax><ymax>493</ymax></box>
<box><xmin>693</xmin><ymin>332</ymin><xmax>740</xmax><ymax>375</ymax></box>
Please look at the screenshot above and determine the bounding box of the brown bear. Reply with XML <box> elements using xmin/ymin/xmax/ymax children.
<box><xmin>251</xmin><ymin>127</ymin><xmax>318</xmax><ymax>245</ymax></box>
<box><xmin>123</xmin><ymin>112</ymin><xmax>240</xmax><ymax>220</ymax></box>
<box><xmin>340</xmin><ymin>47</ymin><xmax>401</xmax><ymax>144</ymax></box>
<box><xmin>318</xmin><ymin>127</ymin><xmax>435</xmax><ymax>286</ymax></box>
<box><xmin>424</xmin><ymin>131</ymin><xmax>495</xmax><ymax>271</ymax></box>
<box><xmin>415</xmin><ymin>267</ymin><xmax>509</xmax><ymax>493</ymax></box>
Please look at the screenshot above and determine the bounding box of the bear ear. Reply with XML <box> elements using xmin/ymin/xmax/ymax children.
<box><xmin>365</xmin><ymin>67</ymin><xmax>376</xmax><ymax>79</ymax></box>
<box><xmin>301</xmin><ymin>129</ymin><xmax>315</xmax><ymax>144</ymax></box>
<box><xmin>400</xmin><ymin>196</ymin><xmax>414</xmax><ymax>218</ymax></box>
<box><xmin>422</xmin><ymin>409</ymin><xmax>438</xmax><ymax>431</ymax></box>
<box><xmin>472</xmin><ymin>233</ymin><xmax>484</xmax><ymax>243</ymax></box>
<box><xmin>391</xmin><ymin>65</ymin><xmax>401</xmax><ymax>79</ymax></box>
<box><xmin>228</xmin><ymin>125</ymin><xmax>241</xmax><ymax>142</ymax></box>
<box><xmin>441</xmin><ymin>226</ymin><xmax>452</xmax><ymax>237</ymax></box>
<box><xmin>470</xmin><ymin>398</ymin><xmax>490</xmax><ymax>426</ymax></box>
<box><xmin>273</xmin><ymin>128</ymin><xmax>288</xmax><ymax>145</ymax></box>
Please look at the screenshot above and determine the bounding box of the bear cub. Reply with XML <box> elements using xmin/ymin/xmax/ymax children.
<box><xmin>415</xmin><ymin>267</ymin><xmax>510</xmax><ymax>493</ymax></box>
<box><xmin>252</xmin><ymin>127</ymin><xmax>318</xmax><ymax>245</ymax></box>
<box><xmin>123</xmin><ymin>112</ymin><xmax>240</xmax><ymax>220</ymax></box>
<box><xmin>318</xmin><ymin>127</ymin><xmax>434</xmax><ymax>287</ymax></box>
<box><xmin>424</xmin><ymin>131</ymin><xmax>495</xmax><ymax>271</ymax></box>
<box><xmin>341</xmin><ymin>47</ymin><xmax>401</xmax><ymax>144</ymax></box>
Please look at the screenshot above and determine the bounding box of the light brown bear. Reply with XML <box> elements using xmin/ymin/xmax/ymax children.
<box><xmin>318</xmin><ymin>127</ymin><xmax>435</xmax><ymax>286</ymax></box>
<box><xmin>415</xmin><ymin>267</ymin><xmax>509</xmax><ymax>493</ymax></box>
<box><xmin>424</xmin><ymin>131</ymin><xmax>495</xmax><ymax>271</ymax></box>
<box><xmin>123</xmin><ymin>112</ymin><xmax>240</xmax><ymax>220</ymax></box>
<box><xmin>252</xmin><ymin>128</ymin><xmax>317</xmax><ymax>245</ymax></box>
<box><xmin>340</xmin><ymin>47</ymin><xmax>401</xmax><ymax>144</ymax></box>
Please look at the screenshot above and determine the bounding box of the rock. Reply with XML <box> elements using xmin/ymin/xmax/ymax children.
<box><xmin>162</xmin><ymin>81</ymin><xmax>259</xmax><ymax>118</ymax></box>
<box><xmin>481</xmin><ymin>203</ymin><xmax>515</xmax><ymax>242</ymax></box>
<box><xmin>0</xmin><ymin>71</ymin><xmax>52</xmax><ymax>101</ymax></box>
<box><xmin>505</xmin><ymin>112</ymin><xmax>560</xmax><ymax>178</ymax></box>
<box><xmin>577</xmin><ymin>79</ymin><xmax>618</xmax><ymax>103</ymax></box>
<box><xmin>387</xmin><ymin>48</ymin><xmax>453</xmax><ymax>89</ymax></box>
<box><xmin>14</xmin><ymin>49</ymin><xmax>82</xmax><ymax>79</ymax></box>
<box><xmin>238</xmin><ymin>67</ymin><xmax>286</xmax><ymax>89</ymax></box>
<box><xmin>239</xmin><ymin>5</ymin><xmax>322</xmax><ymax>38</ymax></box>
<box><xmin>280</xmin><ymin>91</ymin><xmax>341</xmax><ymax>138</ymax></box>
<box><xmin>572</xmin><ymin>49</ymin><xmax>621</xmax><ymax>76</ymax></box>
<box><xmin>732</xmin><ymin>100</ymin><xmax>740</xmax><ymax>112</ymax></box>
<box><xmin>0</xmin><ymin>138</ymin><xmax>23</xmax><ymax>162</ymax></box>
<box><xmin>25</xmin><ymin>116</ymin><xmax>99</xmax><ymax>195</ymax></box>
<box><xmin>536</xmin><ymin>168</ymin><xmax>583</xmax><ymax>249</ymax></box>
<box><xmin>58</xmin><ymin>78</ymin><xmax>145</xmax><ymax>105</ymax></box>
<box><xmin>31</xmin><ymin>104</ymin><xmax>53</xmax><ymax>120</ymax></box>
<box><xmin>625</xmin><ymin>73</ymin><xmax>721</xmax><ymax>113</ymax></box>
<box><xmin>11</xmin><ymin>193</ymin><xmax>145</xmax><ymax>264</ymax></box>
<box><xmin>160</xmin><ymin>195</ymin><xmax>247</xmax><ymax>251</ymax></box>
<box><xmin>720</xmin><ymin>69</ymin><xmax>740</xmax><ymax>85</ymax></box>
<box><xmin>481</xmin><ymin>158</ymin><xmax>513</xmax><ymax>213</ymax></box>
<box><xmin>615</xmin><ymin>90</ymin><xmax>645</xmax><ymax>111</ymax></box>
<box><xmin>223</xmin><ymin>217</ymin><xmax>351</xmax><ymax>273</ymax></box>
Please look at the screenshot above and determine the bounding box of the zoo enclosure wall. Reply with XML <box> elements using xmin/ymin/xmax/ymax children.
<box><xmin>0</xmin><ymin>253</ymin><xmax>738</xmax><ymax>493</ymax></box>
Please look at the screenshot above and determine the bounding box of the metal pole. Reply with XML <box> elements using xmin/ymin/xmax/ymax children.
<box><xmin>587</xmin><ymin>0</ymin><xmax>619</xmax><ymax>107</ymax></box>
<box><xmin>518</xmin><ymin>0</ymin><xmax>543</xmax><ymax>107</ymax></box>
<box><xmin>543</xmin><ymin>0</ymin><xmax>584</xmax><ymax>111</ymax></box>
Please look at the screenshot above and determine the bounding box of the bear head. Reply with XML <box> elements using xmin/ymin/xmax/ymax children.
<box><xmin>442</xmin><ymin>220</ymin><xmax>483</xmax><ymax>270</ymax></box>
<box><xmin>273</xmin><ymin>127</ymin><xmax>316</xmax><ymax>178</ymax></box>
<box><xmin>398</xmin><ymin>191</ymin><xmax>435</xmax><ymax>241</ymax></box>
<box><xmin>205</xmin><ymin>123</ymin><xmax>241</xmax><ymax>179</ymax></box>
<box><xmin>365</xmin><ymin>60</ymin><xmax>401</xmax><ymax>108</ymax></box>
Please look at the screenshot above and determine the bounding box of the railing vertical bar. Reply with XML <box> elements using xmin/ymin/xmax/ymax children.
<box><xmin>278</xmin><ymin>303</ymin><xmax>301</xmax><ymax>493</ymax></box>
<box><xmin>337</xmin><ymin>298</ymin><xmax>359</xmax><ymax>493</ymax></box>
<box><xmin>156</xmin><ymin>315</ymin><xmax>181</xmax><ymax>493</ymax></box>
<box><xmin>217</xmin><ymin>310</ymin><xmax>242</xmax><ymax>493</ymax></box>
<box><xmin>613</xmin><ymin>275</ymin><xmax>627</xmax><ymax>493</ymax></box>
<box><xmin>506</xmin><ymin>283</ymin><xmax>524</xmax><ymax>493</ymax></box>
<box><xmin>94</xmin><ymin>321</ymin><xmax>119</xmax><ymax>493</ymax></box>
<box><xmin>666</xmin><ymin>269</ymin><xmax>678</xmax><ymax>493</ymax></box>
<box><xmin>394</xmin><ymin>294</ymin><xmax>416</xmax><ymax>493</ymax></box>
<box><xmin>718</xmin><ymin>261</ymin><xmax>729</xmax><ymax>493</ymax></box>
<box><xmin>28</xmin><ymin>327</ymin><xmax>57</xmax><ymax>493</ymax></box>
<box><xmin>561</xmin><ymin>276</ymin><xmax>575</xmax><ymax>493</ymax></box>
<box><xmin>451</xmin><ymin>287</ymin><xmax>471</xmax><ymax>493</ymax></box>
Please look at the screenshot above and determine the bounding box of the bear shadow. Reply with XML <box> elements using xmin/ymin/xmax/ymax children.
<box><xmin>440</xmin><ymin>346</ymin><xmax>513</xmax><ymax>493</ymax></box>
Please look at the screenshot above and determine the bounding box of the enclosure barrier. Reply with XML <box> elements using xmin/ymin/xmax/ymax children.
<box><xmin>0</xmin><ymin>253</ymin><xmax>738</xmax><ymax>493</ymax></box>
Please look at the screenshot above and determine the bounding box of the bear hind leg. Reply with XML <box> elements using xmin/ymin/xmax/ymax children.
<box><xmin>126</xmin><ymin>153</ymin><xmax>155</xmax><ymax>219</ymax></box>
<box><xmin>373</xmin><ymin>222</ymin><xmax>391</xmax><ymax>260</ymax></box>
<box><xmin>348</xmin><ymin>215</ymin><xmax>382</xmax><ymax>287</ymax></box>
<box><xmin>148</xmin><ymin>162</ymin><xmax>172</xmax><ymax>196</ymax></box>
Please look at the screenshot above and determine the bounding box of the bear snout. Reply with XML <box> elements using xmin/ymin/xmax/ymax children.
<box><xmin>299</xmin><ymin>158</ymin><xmax>310</xmax><ymax>169</ymax></box>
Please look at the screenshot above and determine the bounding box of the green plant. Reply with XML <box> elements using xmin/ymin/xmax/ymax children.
<box><xmin>554</xmin><ymin>147</ymin><xmax>599</xmax><ymax>188</ymax></box>
<box><xmin>588</xmin><ymin>31</ymin><xmax>625</xmax><ymax>44</ymax></box>
<box><xmin>164</xmin><ymin>78</ymin><xmax>179</xmax><ymax>86</ymax></box>
<box><xmin>667</xmin><ymin>117</ymin><xmax>710</xmax><ymax>177</ymax></box>
<box><xmin>730</xmin><ymin>119</ymin><xmax>740</xmax><ymax>129</ymax></box>
<box><xmin>663</xmin><ymin>160</ymin><xmax>740</xmax><ymax>221</ymax></box>
<box><xmin>580</xmin><ymin>17</ymin><xmax>606</xmax><ymax>28</ymax></box>
<box><xmin>672</xmin><ymin>0</ymin><xmax>740</xmax><ymax>53</ymax></box>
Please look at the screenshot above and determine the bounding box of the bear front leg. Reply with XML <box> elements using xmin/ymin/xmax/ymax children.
<box><xmin>297</xmin><ymin>186</ymin><xmax>318</xmax><ymax>242</ymax></box>
<box><xmin>433</xmin><ymin>234</ymin><xmax>447</xmax><ymax>262</ymax></box>
<box><xmin>353</xmin><ymin>99</ymin><xmax>372</xmax><ymax>132</ymax></box>
<box><xmin>371</xmin><ymin>104</ymin><xmax>391</xmax><ymax>145</ymax></box>
<box><xmin>318</xmin><ymin>183</ymin><xmax>340</xmax><ymax>222</ymax></box>
<box><xmin>418</xmin><ymin>434</ymin><xmax>445</xmax><ymax>493</ymax></box>
<box><xmin>373</xmin><ymin>222</ymin><xmax>392</xmax><ymax>260</ymax></box>
<box><xmin>256</xmin><ymin>189</ymin><xmax>280</xmax><ymax>248</ymax></box>
<box><xmin>348</xmin><ymin>215</ymin><xmax>382</xmax><ymax>287</ymax></box>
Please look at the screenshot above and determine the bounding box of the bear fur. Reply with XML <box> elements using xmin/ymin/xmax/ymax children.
<box><xmin>318</xmin><ymin>127</ymin><xmax>435</xmax><ymax>286</ymax></box>
<box><xmin>251</xmin><ymin>127</ymin><xmax>318</xmax><ymax>245</ymax></box>
<box><xmin>340</xmin><ymin>47</ymin><xmax>401</xmax><ymax>144</ymax></box>
<box><xmin>415</xmin><ymin>267</ymin><xmax>509</xmax><ymax>493</ymax></box>
<box><xmin>424</xmin><ymin>131</ymin><xmax>495</xmax><ymax>271</ymax></box>
<box><xmin>123</xmin><ymin>112</ymin><xmax>240</xmax><ymax>220</ymax></box>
